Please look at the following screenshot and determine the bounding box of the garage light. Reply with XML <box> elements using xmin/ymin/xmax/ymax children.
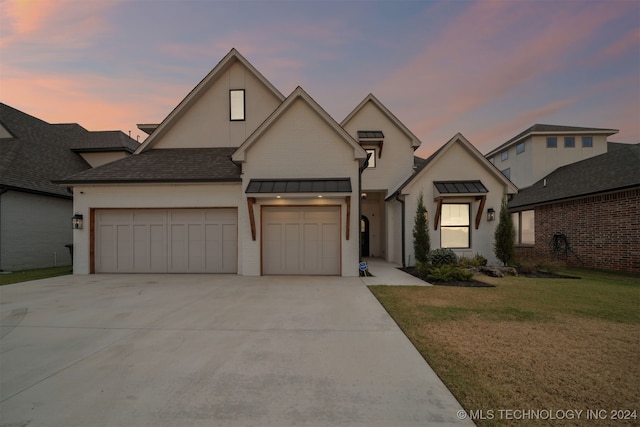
<box><xmin>487</xmin><ymin>208</ymin><xmax>495</xmax><ymax>222</ymax></box>
<box><xmin>72</xmin><ymin>213</ymin><xmax>83</xmax><ymax>229</ymax></box>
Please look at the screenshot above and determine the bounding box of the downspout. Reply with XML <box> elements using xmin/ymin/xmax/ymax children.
<box><xmin>394</xmin><ymin>192</ymin><xmax>406</xmax><ymax>267</ymax></box>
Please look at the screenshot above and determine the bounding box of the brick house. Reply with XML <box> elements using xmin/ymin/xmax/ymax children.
<box><xmin>508</xmin><ymin>143</ymin><xmax>640</xmax><ymax>274</ymax></box>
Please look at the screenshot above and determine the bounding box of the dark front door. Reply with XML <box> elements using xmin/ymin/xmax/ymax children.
<box><xmin>360</xmin><ymin>215</ymin><xmax>370</xmax><ymax>257</ymax></box>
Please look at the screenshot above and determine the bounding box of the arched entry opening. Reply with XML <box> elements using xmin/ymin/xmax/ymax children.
<box><xmin>360</xmin><ymin>215</ymin><xmax>370</xmax><ymax>257</ymax></box>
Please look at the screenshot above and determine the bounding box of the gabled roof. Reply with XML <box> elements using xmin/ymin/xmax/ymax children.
<box><xmin>136</xmin><ymin>48</ymin><xmax>285</xmax><ymax>153</ymax></box>
<box><xmin>509</xmin><ymin>143</ymin><xmax>640</xmax><ymax>209</ymax></box>
<box><xmin>232</xmin><ymin>86</ymin><xmax>367</xmax><ymax>163</ymax></box>
<box><xmin>341</xmin><ymin>94</ymin><xmax>421</xmax><ymax>148</ymax></box>
<box><xmin>54</xmin><ymin>148</ymin><xmax>241</xmax><ymax>184</ymax></box>
<box><xmin>0</xmin><ymin>103</ymin><xmax>137</xmax><ymax>198</ymax></box>
<box><xmin>387</xmin><ymin>133</ymin><xmax>518</xmax><ymax>200</ymax></box>
<box><xmin>486</xmin><ymin>123</ymin><xmax>618</xmax><ymax>157</ymax></box>
<box><xmin>53</xmin><ymin>124</ymin><xmax>140</xmax><ymax>153</ymax></box>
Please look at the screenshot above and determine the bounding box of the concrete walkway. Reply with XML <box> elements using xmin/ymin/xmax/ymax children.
<box><xmin>1</xmin><ymin>274</ymin><xmax>470</xmax><ymax>427</ymax></box>
<box><xmin>360</xmin><ymin>257</ymin><xmax>432</xmax><ymax>286</ymax></box>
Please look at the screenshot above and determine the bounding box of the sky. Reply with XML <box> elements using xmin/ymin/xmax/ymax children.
<box><xmin>1</xmin><ymin>0</ymin><xmax>638</xmax><ymax>157</ymax></box>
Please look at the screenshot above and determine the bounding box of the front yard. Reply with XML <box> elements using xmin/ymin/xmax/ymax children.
<box><xmin>369</xmin><ymin>268</ymin><xmax>640</xmax><ymax>426</ymax></box>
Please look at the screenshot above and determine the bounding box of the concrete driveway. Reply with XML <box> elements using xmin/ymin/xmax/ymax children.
<box><xmin>0</xmin><ymin>274</ymin><xmax>473</xmax><ymax>427</ymax></box>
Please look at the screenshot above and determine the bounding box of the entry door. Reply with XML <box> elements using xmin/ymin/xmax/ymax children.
<box><xmin>262</xmin><ymin>206</ymin><xmax>340</xmax><ymax>275</ymax></box>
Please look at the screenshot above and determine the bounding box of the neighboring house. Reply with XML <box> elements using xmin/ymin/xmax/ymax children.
<box><xmin>508</xmin><ymin>143</ymin><xmax>640</xmax><ymax>274</ymax></box>
<box><xmin>56</xmin><ymin>48</ymin><xmax>518</xmax><ymax>276</ymax></box>
<box><xmin>485</xmin><ymin>124</ymin><xmax>618</xmax><ymax>189</ymax></box>
<box><xmin>0</xmin><ymin>103</ymin><xmax>139</xmax><ymax>271</ymax></box>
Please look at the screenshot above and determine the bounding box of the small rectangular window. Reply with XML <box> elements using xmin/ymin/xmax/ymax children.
<box><xmin>230</xmin><ymin>89</ymin><xmax>245</xmax><ymax>121</ymax></box>
<box><xmin>488</xmin><ymin>157</ymin><xmax>495</xmax><ymax>165</ymax></box>
<box><xmin>513</xmin><ymin>210</ymin><xmax>535</xmax><ymax>245</ymax></box>
<box><xmin>516</xmin><ymin>142</ymin><xmax>525</xmax><ymax>154</ymax></box>
<box><xmin>582</xmin><ymin>136</ymin><xmax>593</xmax><ymax>147</ymax></box>
<box><xmin>501</xmin><ymin>150</ymin><xmax>508</xmax><ymax>161</ymax></box>
<box><xmin>547</xmin><ymin>137</ymin><xmax>557</xmax><ymax>148</ymax></box>
<box><xmin>365</xmin><ymin>149</ymin><xmax>376</xmax><ymax>168</ymax></box>
<box><xmin>501</xmin><ymin>168</ymin><xmax>510</xmax><ymax>179</ymax></box>
<box><xmin>564</xmin><ymin>136</ymin><xmax>575</xmax><ymax>148</ymax></box>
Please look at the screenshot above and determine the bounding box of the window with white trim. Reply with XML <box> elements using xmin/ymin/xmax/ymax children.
<box><xmin>512</xmin><ymin>210</ymin><xmax>535</xmax><ymax>245</ymax></box>
<box><xmin>230</xmin><ymin>89</ymin><xmax>245</xmax><ymax>121</ymax></box>
<box><xmin>365</xmin><ymin>149</ymin><xmax>376</xmax><ymax>168</ymax></box>
<box><xmin>441</xmin><ymin>203</ymin><xmax>470</xmax><ymax>249</ymax></box>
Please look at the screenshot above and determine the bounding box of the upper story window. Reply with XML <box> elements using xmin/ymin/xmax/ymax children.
<box><xmin>365</xmin><ymin>149</ymin><xmax>376</xmax><ymax>168</ymax></box>
<box><xmin>230</xmin><ymin>89</ymin><xmax>245</xmax><ymax>121</ymax></box>
<box><xmin>501</xmin><ymin>168</ymin><xmax>511</xmax><ymax>179</ymax></box>
<box><xmin>582</xmin><ymin>136</ymin><xmax>593</xmax><ymax>147</ymax></box>
<box><xmin>501</xmin><ymin>150</ymin><xmax>509</xmax><ymax>161</ymax></box>
<box><xmin>488</xmin><ymin>157</ymin><xmax>495</xmax><ymax>165</ymax></box>
<box><xmin>564</xmin><ymin>136</ymin><xmax>575</xmax><ymax>148</ymax></box>
<box><xmin>516</xmin><ymin>142</ymin><xmax>525</xmax><ymax>154</ymax></box>
<box><xmin>547</xmin><ymin>137</ymin><xmax>557</xmax><ymax>148</ymax></box>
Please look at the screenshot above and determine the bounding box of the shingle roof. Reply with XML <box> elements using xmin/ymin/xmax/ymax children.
<box><xmin>0</xmin><ymin>104</ymin><xmax>89</xmax><ymax>198</ymax></box>
<box><xmin>1</xmin><ymin>103</ymin><xmax>142</xmax><ymax>197</ymax></box>
<box><xmin>509</xmin><ymin>143</ymin><xmax>640</xmax><ymax>209</ymax></box>
<box><xmin>486</xmin><ymin>123</ymin><xmax>618</xmax><ymax>157</ymax></box>
<box><xmin>55</xmin><ymin>148</ymin><xmax>241</xmax><ymax>184</ymax></box>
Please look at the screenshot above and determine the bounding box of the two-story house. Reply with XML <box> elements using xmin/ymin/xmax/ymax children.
<box><xmin>56</xmin><ymin>48</ymin><xmax>517</xmax><ymax>276</ymax></box>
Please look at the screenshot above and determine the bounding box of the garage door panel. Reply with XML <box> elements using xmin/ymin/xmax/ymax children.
<box><xmin>262</xmin><ymin>207</ymin><xmax>340</xmax><ymax>275</ymax></box>
<box><xmin>96</xmin><ymin>209</ymin><xmax>237</xmax><ymax>273</ymax></box>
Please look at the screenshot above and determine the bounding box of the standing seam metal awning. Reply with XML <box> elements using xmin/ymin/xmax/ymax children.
<box><xmin>434</xmin><ymin>180</ymin><xmax>488</xmax><ymax>194</ymax></box>
<box><xmin>246</xmin><ymin>178</ymin><xmax>352</xmax><ymax>193</ymax></box>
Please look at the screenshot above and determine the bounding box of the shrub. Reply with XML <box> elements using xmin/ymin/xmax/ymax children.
<box><xmin>494</xmin><ymin>197</ymin><xmax>515</xmax><ymax>266</ymax></box>
<box><xmin>459</xmin><ymin>253</ymin><xmax>488</xmax><ymax>268</ymax></box>
<box><xmin>416</xmin><ymin>260</ymin><xmax>431</xmax><ymax>279</ymax></box>
<box><xmin>428</xmin><ymin>264</ymin><xmax>474</xmax><ymax>282</ymax></box>
<box><xmin>413</xmin><ymin>192</ymin><xmax>431</xmax><ymax>264</ymax></box>
<box><xmin>429</xmin><ymin>248</ymin><xmax>458</xmax><ymax>266</ymax></box>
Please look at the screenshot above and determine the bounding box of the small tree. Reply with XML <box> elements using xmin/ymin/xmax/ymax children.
<box><xmin>493</xmin><ymin>196</ymin><xmax>515</xmax><ymax>266</ymax></box>
<box><xmin>413</xmin><ymin>191</ymin><xmax>430</xmax><ymax>264</ymax></box>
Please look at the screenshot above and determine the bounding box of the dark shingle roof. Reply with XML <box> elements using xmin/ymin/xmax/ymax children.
<box><xmin>0</xmin><ymin>104</ymin><xmax>90</xmax><ymax>198</ymax></box>
<box><xmin>246</xmin><ymin>178</ymin><xmax>351</xmax><ymax>193</ymax></box>
<box><xmin>0</xmin><ymin>103</ymin><xmax>142</xmax><ymax>197</ymax></box>
<box><xmin>55</xmin><ymin>148</ymin><xmax>241</xmax><ymax>184</ymax></box>
<box><xmin>434</xmin><ymin>180</ymin><xmax>488</xmax><ymax>194</ymax></box>
<box><xmin>509</xmin><ymin>143</ymin><xmax>640</xmax><ymax>209</ymax></box>
<box><xmin>486</xmin><ymin>123</ymin><xmax>618</xmax><ymax>157</ymax></box>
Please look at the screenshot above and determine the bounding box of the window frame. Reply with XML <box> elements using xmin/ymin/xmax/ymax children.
<box><xmin>582</xmin><ymin>136</ymin><xmax>593</xmax><ymax>147</ymax></box>
<box><xmin>564</xmin><ymin>136</ymin><xmax>575</xmax><ymax>148</ymax></box>
<box><xmin>547</xmin><ymin>137</ymin><xmax>557</xmax><ymax>148</ymax></box>
<box><xmin>512</xmin><ymin>210</ymin><xmax>535</xmax><ymax>246</ymax></box>
<box><xmin>365</xmin><ymin>149</ymin><xmax>376</xmax><ymax>168</ymax></box>
<box><xmin>516</xmin><ymin>142</ymin><xmax>525</xmax><ymax>154</ymax></box>
<box><xmin>230</xmin><ymin>89</ymin><xmax>245</xmax><ymax>121</ymax></box>
<box><xmin>501</xmin><ymin>150</ymin><xmax>509</xmax><ymax>161</ymax></box>
<box><xmin>440</xmin><ymin>203</ymin><xmax>471</xmax><ymax>249</ymax></box>
<box><xmin>501</xmin><ymin>168</ymin><xmax>511</xmax><ymax>179</ymax></box>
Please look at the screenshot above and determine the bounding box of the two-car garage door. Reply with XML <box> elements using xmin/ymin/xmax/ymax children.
<box><xmin>95</xmin><ymin>209</ymin><xmax>237</xmax><ymax>273</ymax></box>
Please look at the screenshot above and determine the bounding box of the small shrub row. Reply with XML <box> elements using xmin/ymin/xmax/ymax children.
<box><xmin>415</xmin><ymin>249</ymin><xmax>486</xmax><ymax>283</ymax></box>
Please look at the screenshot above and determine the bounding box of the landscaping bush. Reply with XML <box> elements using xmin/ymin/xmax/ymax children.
<box><xmin>459</xmin><ymin>253</ymin><xmax>488</xmax><ymax>268</ymax></box>
<box><xmin>428</xmin><ymin>264</ymin><xmax>474</xmax><ymax>282</ymax></box>
<box><xmin>429</xmin><ymin>248</ymin><xmax>458</xmax><ymax>266</ymax></box>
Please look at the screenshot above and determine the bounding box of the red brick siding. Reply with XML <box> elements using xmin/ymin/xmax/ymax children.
<box><xmin>514</xmin><ymin>188</ymin><xmax>640</xmax><ymax>274</ymax></box>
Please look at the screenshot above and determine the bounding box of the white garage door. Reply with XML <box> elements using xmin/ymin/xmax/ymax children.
<box><xmin>262</xmin><ymin>206</ymin><xmax>340</xmax><ymax>275</ymax></box>
<box><xmin>95</xmin><ymin>209</ymin><xmax>237</xmax><ymax>273</ymax></box>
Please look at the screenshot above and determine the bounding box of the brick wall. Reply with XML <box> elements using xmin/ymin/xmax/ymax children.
<box><xmin>515</xmin><ymin>188</ymin><xmax>640</xmax><ymax>274</ymax></box>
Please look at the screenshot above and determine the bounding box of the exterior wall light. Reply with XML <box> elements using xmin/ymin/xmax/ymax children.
<box><xmin>361</xmin><ymin>192</ymin><xmax>367</xmax><ymax>199</ymax></box>
<box><xmin>72</xmin><ymin>213</ymin><xmax>83</xmax><ymax>229</ymax></box>
<box><xmin>487</xmin><ymin>208</ymin><xmax>495</xmax><ymax>222</ymax></box>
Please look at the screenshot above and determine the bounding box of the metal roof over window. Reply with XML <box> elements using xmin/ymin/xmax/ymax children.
<box><xmin>357</xmin><ymin>130</ymin><xmax>384</xmax><ymax>139</ymax></box>
<box><xmin>246</xmin><ymin>178</ymin><xmax>352</xmax><ymax>193</ymax></box>
<box><xmin>434</xmin><ymin>180</ymin><xmax>488</xmax><ymax>194</ymax></box>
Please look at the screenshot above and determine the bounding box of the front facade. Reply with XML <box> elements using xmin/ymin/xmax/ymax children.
<box><xmin>59</xmin><ymin>49</ymin><xmax>516</xmax><ymax>276</ymax></box>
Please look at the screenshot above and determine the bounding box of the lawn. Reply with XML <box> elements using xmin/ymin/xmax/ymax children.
<box><xmin>0</xmin><ymin>265</ymin><xmax>72</xmax><ymax>286</ymax></box>
<box><xmin>369</xmin><ymin>268</ymin><xmax>640</xmax><ymax>427</ymax></box>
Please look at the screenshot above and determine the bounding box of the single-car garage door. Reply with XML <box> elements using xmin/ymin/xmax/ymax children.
<box><xmin>262</xmin><ymin>206</ymin><xmax>340</xmax><ymax>275</ymax></box>
<box><xmin>95</xmin><ymin>209</ymin><xmax>237</xmax><ymax>273</ymax></box>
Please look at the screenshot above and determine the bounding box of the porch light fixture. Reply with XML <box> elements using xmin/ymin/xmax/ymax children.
<box><xmin>361</xmin><ymin>192</ymin><xmax>367</xmax><ymax>199</ymax></box>
<box><xmin>72</xmin><ymin>213</ymin><xmax>83</xmax><ymax>229</ymax></box>
<box><xmin>487</xmin><ymin>208</ymin><xmax>495</xmax><ymax>222</ymax></box>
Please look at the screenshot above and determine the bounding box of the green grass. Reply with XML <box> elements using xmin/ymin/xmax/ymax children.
<box><xmin>0</xmin><ymin>265</ymin><xmax>72</xmax><ymax>286</ymax></box>
<box><xmin>369</xmin><ymin>268</ymin><xmax>640</xmax><ymax>427</ymax></box>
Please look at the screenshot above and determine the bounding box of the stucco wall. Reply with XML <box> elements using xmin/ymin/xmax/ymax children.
<box><xmin>0</xmin><ymin>190</ymin><xmax>73</xmax><ymax>270</ymax></box>
<box><xmin>514</xmin><ymin>188</ymin><xmax>640</xmax><ymax>274</ymax></box>
<box><xmin>71</xmin><ymin>183</ymin><xmax>243</xmax><ymax>274</ymax></box>
<box><xmin>154</xmin><ymin>60</ymin><xmax>282</xmax><ymax>149</ymax></box>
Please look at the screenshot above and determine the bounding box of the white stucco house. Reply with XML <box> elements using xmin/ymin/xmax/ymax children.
<box><xmin>57</xmin><ymin>49</ymin><xmax>517</xmax><ymax>276</ymax></box>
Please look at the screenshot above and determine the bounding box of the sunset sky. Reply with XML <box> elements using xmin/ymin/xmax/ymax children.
<box><xmin>1</xmin><ymin>0</ymin><xmax>638</xmax><ymax>157</ymax></box>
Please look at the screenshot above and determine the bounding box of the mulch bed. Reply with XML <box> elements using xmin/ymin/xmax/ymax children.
<box><xmin>400</xmin><ymin>267</ymin><xmax>495</xmax><ymax>287</ymax></box>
